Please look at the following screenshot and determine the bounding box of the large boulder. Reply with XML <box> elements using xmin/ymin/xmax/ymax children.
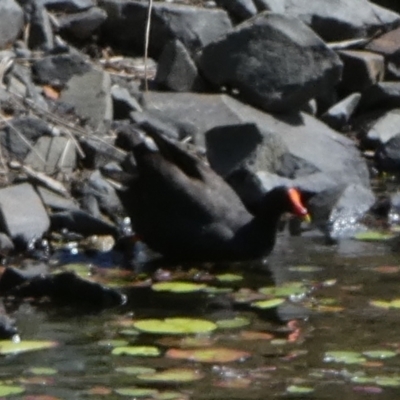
<box><xmin>198</xmin><ymin>13</ymin><xmax>342</xmax><ymax>113</ymax></box>
<box><xmin>0</xmin><ymin>0</ymin><xmax>24</xmax><ymax>50</ymax></box>
<box><xmin>284</xmin><ymin>0</ymin><xmax>400</xmax><ymax>42</ymax></box>
<box><xmin>98</xmin><ymin>0</ymin><xmax>232</xmax><ymax>57</ymax></box>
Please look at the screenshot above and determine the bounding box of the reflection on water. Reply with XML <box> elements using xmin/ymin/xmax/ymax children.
<box><xmin>2</xmin><ymin>232</ymin><xmax>400</xmax><ymax>399</ymax></box>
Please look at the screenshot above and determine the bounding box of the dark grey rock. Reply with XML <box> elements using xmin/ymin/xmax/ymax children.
<box><xmin>50</xmin><ymin>209</ymin><xmax>117</xmax><ymax>236</ymax></box>
<box><xmin>61</xmin><ymin>69</ymin><xmax>113</xmax><ymax>130</ymax></box>
<box><xmin>155</xmin><ymin>39</ymin><xmax>205</xmax><ymax>92</ymax></box>
<box><xmin>284</xmin><ymin>0</ymin><xmax>400</xmax><ymax>42</ymax></box>
<box><xmin>111</xmin><ymin>85</ymin><xmax>142</xmax><ymax>120</ymax></box>
<box><xmin>32</xmin><ymin>52</ymin><xmax>91</xmax><ymax>86</ymax></box>
<box><xmin>24</xmin><ymin>136</ymin><xmax>77</xmax><ymax>174</ymax></box>
<box><xmin>80</xmin><ymin>136</ymin><xmax>127</xmax><ymax>169</ymax></box>
<box><xmin>0</xmin><ymin>233</ymin><xmax>14</xmax><ymax>256</ymax></box>
<box><xmin>27</xmin><ymin>0</ymin><xmax>54</xmax><ymax>51</ymax></box>
<box><xmin>375</xmin><ymin>133</ymin><xmax>400</xmax><ymax>172</ymax></box>
<box><xmin>365</xmin><ymin>109</ymin><xmax>400</xmax><ymax>145</ymax></box>
<box><xmin>253</xmin><ymin>0</ymin><xmax>284</xmax><ymax>12</ymax></box>
<box><xmin>0</xmin><ymin>183</ymin><xmax>50</xmax><ymax>243</ymax></box>
<box><xmin>42</xmin><ymin>0</ymin><xmax>95</xmax><ymax>12</ymax></box>
<box><xmin>198</xmin><ymin>12</ymin><xmax>342</xmax><ymax>113</ymax></box>
<box><xmin>37</xmin><ymin>186</ymin><xmax>80</xmax><ymax>212</ymax></box>
<box><xmin>130</xmin><ymin>110</ymin><xmax>192</xmax><ymax>141</ymax></box>
<box><xmin>321</xmin><ymin>93</ymin><xmax>361</xmax><ymax>131</ymax></box>
<box><xmin>338</xmin><ymin>50</ymin><xmax>385</xmax><ymax>95</ymax></box>
<box><xmin>0</xmin><ymin>0</ymin><xmax>24</xmax><ymax>50</ymax></box>
<box><xmin>358</xmin><ymin>81</ymin><xmax>400</xmax><ymax>111</ymax></box>
<box><xmin>0</xmin><ymin>116</ymin><xmax>52</xmax><ymax>161</ymax></box>
<box><xmin>98</xmin><ymin>0</ymin><xmax>232</xmax><ymax>57</ymax></box>
<box><xmin>214</xmin><ymin>0</ymin><xmax>257</xmax><ymax>22</ymax></box>
<box><xmin>57</xmin><ymin>7</ymin><xmax>107</xmax><ymax>40</ymax></box>
<box><xmin>308</xmin><ymin>183</ymin><xmax>376</xmax><ymax>239</ymax></box>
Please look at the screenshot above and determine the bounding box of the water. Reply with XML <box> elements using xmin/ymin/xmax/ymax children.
<box><xmin>2</xmin><ymin>231</ymin><xmax>400</xmax><ymax>399</ymax></box>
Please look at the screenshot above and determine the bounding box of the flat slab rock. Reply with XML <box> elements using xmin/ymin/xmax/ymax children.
<box><xmin>0</xmin><ymin>183</ymin><xmax>50</xmax><ymax>243</ymax></box>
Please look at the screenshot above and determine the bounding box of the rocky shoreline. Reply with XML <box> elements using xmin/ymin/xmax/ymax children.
<box><xmin>0</xmin><ymin>0</ymin><xmax>400</xmax><ymax>324</ymax></box>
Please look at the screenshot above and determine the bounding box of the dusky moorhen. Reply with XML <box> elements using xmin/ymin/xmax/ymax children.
<box><xmin>116</xmin><ymin>128</ymin><xmax>309</xmax><ymax>262</ymax></box>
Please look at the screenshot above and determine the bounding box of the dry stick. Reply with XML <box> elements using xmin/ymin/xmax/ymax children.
<box><xmin>57</xmin><ymin>137</ymin><xmax>72</xmax><ymax>172</ymax></box>
<box><xmin>144</xmin><ymin>0</ymin><xmax>153</xmax><ymax>93</ymax></box>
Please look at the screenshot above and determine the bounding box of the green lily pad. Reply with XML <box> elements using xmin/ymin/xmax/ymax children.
<box><xmin>324</xmin><ymin>351</ymin><xmax>366</xmax><ymax>364</ymax></box>
<box><xmin>155</xmin><ymin>391</ymin><xmax>188</xmax><ymax>400</ymax></box>
<box><xmin>0</xmin><ymin>340</ymin><xmax>58</xmax><ymax>355</ymax></box>
<box><xmin>137</xmin><ymin>368</ymin><xmax>203</xmax><ymax>383</ymax></box>
<box><xmin>216</xmin><ymin>317</ymin><xmax>250</xmax><ymax>329</ymax></box>
<box><xmin>151</xmin><ymin>281</ymin><xmax>207</xmax><ymax>293</ymax></box>
<box><xmin>112</xmin><ymin>346</ymin><xmax>160</xmax><ymax>357</ymax></box>
<box><xmin>115</xmin><ymin>387</ymin><xmax>159</xmax><ymax>397</ymax></box>
<box><xmin>0</xmin><ymin>385</ymin><xmax>25</xmax><ymax>396</ymax></box>
<box><xmin>251</xmin><ymin>298</ymin><xmax>285</xmax><ymax>309</ymax></box>
<box><xmin>286</xmin><ymin>385</ymin><xmax>314</xmax><ymax>394</ymax></box>
<box><xmin>375</xmin><ymin>376</ymin><xmax>400</xmax><ymax>387</ymax></box>
<box><xmin>215</xmin><ymin>273</ymin><xmax>243</xmax><ymax>282</ymax></box>
<box><xmin>98</xmin><ymin>339</ymin><xmax>129</xmax><ymax>347</ymax></box>
<box><xmin>370</xmin><ymin>299</ymin><xmax>400</xmax><ymax>309</ymax></box>
<box><xmin>259</xmin><ymin>282</ymin><xmax>306</xmax><ymax>297</ymax></box>
<box><xmin>166</xmin><ymin>347</ymin><xmax>251</xmax><ymax>363</ymax></box>
<box><xmin>354</xmin><ymin>231</ymin><xmax>395</xmax><ymax>241</ymax></box>
<box><xmin>115</xmin><ymin>366</ymin><xmax>156</xmax><ymax>375</ymax></box>
<box><xmin>363</xmin><ymin>350</ymin><xmax>397</xmax><ymax>359</ymax></box>
<box><xmin>133</xmin><ymin>318</ymin><xmax>217</xmax><ymax>335</ymax></box>
<box><xmin>289</xmin><ymin>266</ymin><xmax>322</xmax><ymax>273</ymax></box>
<box><xmin>351</xmin><ymin>375</ymin><xmax>376</xmax><ymax>384</ymax></box>
<box><xmin>28</xmin><ymin>367</ymin><xmax>58</xmax><ymax>375</ymax></box>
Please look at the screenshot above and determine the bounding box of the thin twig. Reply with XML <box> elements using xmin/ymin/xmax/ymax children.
<box><xmin>144</xmin><ymin>0</ymin><xmax>153</xmax><ymax>93</ymax></box>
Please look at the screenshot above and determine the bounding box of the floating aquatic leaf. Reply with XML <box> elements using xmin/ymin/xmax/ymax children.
<box><xmin>286</xmin><ymin>385</ymin><xmax>314</xmax><ymax>394</ymax></box>
<box><xmin>216</xmin><ymin>317</ymin><xmax>250</xmax><ymax>329</ymax></box>
<box><xmin>0</xmin><ymin>340</ymin><xmax>58</xmax><ymax>355</ymax></box>
<box><xmin>0</xmin><ymin>384</ymin><xmax>25</xmax><ymax>396</ymax></box>
<box><xmin>28</xmin><ymin>367</ymin><xmax>58</xmax><ymax>375</ymax></box>
<box><xmin>354</xmin><ymin>231</ymin><xmax>394</xmax><ymax>241</ymax></box>
<box><xmin>259</xmin><ymin>282</ymin><xmax>306</xmax><ymax>297</ymax></box>
<box><xmin>166</xmin><ymin>347</ymin><xmax>251</xmax><ymax>363</ymax></box>
<box><xmin>114</xmin><ymin>387</ymin><xmax>159</xmax><ymax>397</ymax></box>
<box><xmin>151</xmin><ymin>281</ymin><xmax>207</xmax><ymax>293</ymax></box>
<box><xmin>98</xmin><ymin>339</ymin><xmax>129</xmax><ymax>347</ymax></box>
<box><xmin>59</xmin><ymin>263</ymin><xmax>91</xmax><ymax>277</ymax></box>
<box><xmin>370</xmin><ymin>299</ymin><xmax>400</xmax><ymax>309</ymax></box>
<box><xmin>214</xmin><ymin>377</ymin><xmax>252</xmax><ymax>388</ymax></box>
<box><xmin>133</xmin><ymin>318</ymin><xmax>217</xmax><ymax>335</ymax></box>
<box><xmin>351</xmin><ymin>376</ymin><xmax>375</xmax><ymax>384</ymax></box>
<box><xmin>289</xmin><ymin>266</ymin><xmax>322</xmax><ymax>273</ymax></box>
<box><xmin>240</xmin><ymin>331</ymin><xmax>274</xmax><ymax>341</ymax></box>
<box><xmin>112</xmin><ymin>346</ymin><xmax>160</xmax><ymax>357</ymax></box>
<box><xmin>375</xmin><ymin>376</ymin><xmax>400</xmax><ymax>387</ymax></box>
<box><xmin>137</xmin><ymin>368</ymin><xmax>203</xmax><ymax>383</ymax></box>
<box><xmin>251</xmin><ymin>298</ymin><xmax>285</xmax><ymax>309</ymax></box>
<box><xmin>155</xmin><ymin>391</ymin><xmax>189</xmax><ymax>400</ymax></box>
<box><xmin>215</xmin><ymin>273</ymin><xmax>243</xmax><ymax>282</ymax></box>
<box><xmin>115</xmin><ymin>366</ymin><xmax>156</xmax><ymax>375</ymax></box>
<box><xmin>324</xmin><ymin>351</ymin><xmax>366</xmax><ymax>364</ymax></box>
<box><xmin>363</xmin><ymin>350</ymin><xmax>397</xmax><ymax>359</ymax></box>
<box><xmin>157</xmin><ymin>336</ymin><xmax>215</xmax><ymax>348</ymax></box>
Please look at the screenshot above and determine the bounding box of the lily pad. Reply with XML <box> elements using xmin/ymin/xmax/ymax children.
<box><xmin>166</xmin><ymin>347</ymin><xmax>251</xmax><ymax>363</ymax></box>
<box><xmin>112</xmin><ymin>346</ymin><xmax>160</xmax><ymax>357</ymax></box>
<box><xmin>0</xmin><ymin>340</ymin><xmax>58</xmax><ymax>355</ymax></box>
<box><xmin>114</xmin><ymin>387</ymin><xmax>159</xmax><ymax>397</ymax></box>
<box><xmin>137</xmin><ymin>368</ymin><xmax>203</xmax><ymax>383</ymax></box>
<box><xmin>251</xmin><ymin>298</ymin><xmax>285</xmax><ymax>309</ymax></box>
<box><xmin>370</xmin><ymin>299</ymin><xmax>400</xmax><ymax>309</ymax></box>
<box><xmin>28</xmin><ymin>367</ymin><xmax>58</xmax><ymax>375</ymax></box>
<box><xmin>98</xmin><ymin>339</ymin><xmax>129</xmax><ymax>347</ymax></box>
<box><xmin>115</xmin><ymin>366</ymin><xmax>156</xmax><ymax>375</ymax></box>
<box><xmin>215</xmin><ymin>273</ymin><xmax>243</xmax><ymax>282</ymax></box>
<box><xmin>363</xmin><ymin>350</ymin><xmax>397</xmax><ymax>359</ymax></box>
<box><xmin>151</xmin><ymin>281</ymin><xmax>207</xmax><ymax>293</ymax></box>
<box><xmin>289</xmin><ymin>266</ymin><xmax>322</xmax><ymax>273</ymax></box>
<box><xmin>375</xmin><ymin>376</ymin><xmax>400</xmax><ymax>387</ymax></box>
<box><xmin>0</xmin><ymin>385</ymin><xmax>25</xmax><ymax>396</ymax></box>
<box><xmin>216</xmin><ymin>317</ymin><xmax>250</xmax><ymax>329</ymax></box>
<box><xmin>259</xmin><ymin>282</ymin><xmax>306</xmax><ymax>297</ymax></box>
<box><xmin>133</xmin><ymin>318</ymin><xmax>217</xmax><ymax>335</ymax></box>
<box><xmin>324</xmin><ymin>351</ymin><xmax>366</xmax><ymax>364</ymax></box>
<box><xmin>354</xmin><ymin>231</ymin><xmax>395</xmax><ymax>241</ymax></box>
<box><xmin>286</xmin><ymin>385</ymin><xmax>314</xmax><ymax>394</ymax></box>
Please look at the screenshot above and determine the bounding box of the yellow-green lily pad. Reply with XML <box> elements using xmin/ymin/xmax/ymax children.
<box><xmin>0</xmin><ymin>340</ymin><xmax>58</xmax><ymax>355</ymax></box>
<box><xmin>151</xmin><ymin>281</ymin><xmax>207</xmax><ymax>293</ymax></box>
<box><xmin>324</xmin><ymin>351</ymin><xmax>366</xmax><ymax>364</ymax></box>
<box><xmin>115</xmin><ymin>387</ymin><xmax>159</xmax><ymax>397</ymax></box>
<box><xmin>259</xmin><ymin>282</ymin><xmax>306</xmax><ymax>297</ymax></box>
<box><xmin>354</xmin><ymin>231</ymin><xmax>395</xmax><ymax>241</ymax></box>
<box><xmin>137</xmin><ymin>368</ymin><xmax>203</xmax><ymax>383</ymax></box>
<box><xmin>286</xmin><ymin>385</ymin><xmax>314</xmax><ymax>394</ymax></box>
<box><xmin>166</xmin><ymin>347</ymin><xmax>251</xmax><ymax>363</ymax></box>
<box><xmin>28</xmin><ymin>367</ymin><xmax>58</xmax><ymax>375</ymax></box>
<box><xmin>133</xmin><ymin>318</ymin><xmax>217</xmax><ymax>335</ymax></box>
<box><xmin>215</xmin><ymin>273</ymin><xmax>243</xmax><ymax>282</ymax></box>
<box><xmin>112</xmin><ymin>346</ymin><xmax>160</xmax><ymax>357</ymax></box>
<box><xmin>251</xmin><ymin>298</ymin><xmax>285</xmax><ymax>309</ymax></box>
<box><xmin>216</xmin><ymin>317</ymin><xmax>250</xmax><ymax>329</ymax></box>
<box><xmin>370</xmin><ymin>299</ymin><xmax>400</xmax><ymax>309</ymax></box>
<box><xmin>363</xmin><ymin>350</ymin><xmax>397</xmax><ymax>359</ymax></box>
<box><xmin>0</xmin><ymin>385</ymin><xmax>25</xmax><ymax>396</ymax></box>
